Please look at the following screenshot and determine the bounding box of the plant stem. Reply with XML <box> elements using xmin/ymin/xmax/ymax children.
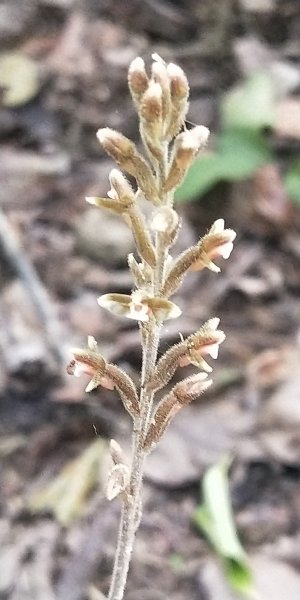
<box><xmin>108</xmin><ymin>216</ymin><xmax>168</xmax><ymax>600</ymax></box>
<box><xmin>107</xmin><ymin>325</ymin><xmax>160</xmax><ymax>600</ymax></box>
<box><xmin>107</xmin><ymin>133</ymin><xmax>170</xmax><ymax>599</ymax></box>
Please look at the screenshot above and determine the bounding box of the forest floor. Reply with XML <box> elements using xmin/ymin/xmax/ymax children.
<box><xmin>1</xmin><ymin>1</ymin><xmax>300</xmax><ymax>599</ymax></box>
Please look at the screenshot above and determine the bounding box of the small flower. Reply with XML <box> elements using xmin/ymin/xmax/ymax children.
<box><xmin>67</xmin><ymin>338</ymin><xmax>113</xmax><ymax>393</ymax></box>
<box><xmin>178</xmin><ymin>317</ymin><xmax>226</xmax><ymax>371</ymax></box>
<box><xmin>129</xmin><ymin>290</ymin><xmax>150</xmax><ymax>321</ymax></box>
<box><xmin>98</xmin><ymin>291</ymin><xmax>181</xmax><ymax>322</ymax></box>
<box><xmin>190</xmin><ymin>219</ymin><xmax>236</xmax><ymax>273</ymax></box>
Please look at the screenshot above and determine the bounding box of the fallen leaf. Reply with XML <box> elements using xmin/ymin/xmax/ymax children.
<box><xmin>0</xmin><ymin>52</ymin><xmax>39</xmax><ymax>107</ymax></box>
<box><xmin>28</xmin><ymin>439</ymin><xmax>106</xmax><ymax>525</ymax></box>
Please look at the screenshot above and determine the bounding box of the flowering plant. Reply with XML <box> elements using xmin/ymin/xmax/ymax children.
<box><xmin>68</xmin><ymin>54</ymin><xmax>236</xmax><ymax>600</ymax></box>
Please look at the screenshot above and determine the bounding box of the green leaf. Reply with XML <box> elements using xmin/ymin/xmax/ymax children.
<box><xmin>175</xmin><ymin>153</ymin><xmax>224</xmax><ymax>201</ymax></box>
<box><xmin>194</xmin><ymin>457</ymin><xmax>254</xmax><ymax>597</ymax></box>
<box><xmin>222</xmin><ymin>72</ymin><xmax>275</xmax><ymax>131</ymax></box>
<box><xmin>175</xmin><ymin>129</ymin><xmax>270</xmax><ymax>202</ymax></box>
<box><xmin>284</xmin><ymin>160</ymin><xmax>300</xmax><ymax>204</ymax></box>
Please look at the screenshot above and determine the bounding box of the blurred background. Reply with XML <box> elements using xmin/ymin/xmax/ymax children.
<box><xmin>1</xmin><ymin>1</ymin><xmax>300</xmax><ymax>599</ymax></box>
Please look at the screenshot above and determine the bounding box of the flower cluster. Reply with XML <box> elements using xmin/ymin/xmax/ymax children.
<box><xmin>67</xmin><ymin>54</ymin><xmax>236</xmax><ymax>498</ymax></box>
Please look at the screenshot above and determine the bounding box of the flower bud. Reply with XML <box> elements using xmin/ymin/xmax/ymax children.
<box><xmin>164</xmin><ymin>126</ymin><xmax>210</xmax><ymax>192</ymax></box>
<box><xmin>97</xmin><ymin>128</ymin><xmax>159</xmax><ymax>204</ymax></box>
<box><xmin>128</xmin><ymin>57</ymin><xmax>149</xmax><ymax>106</ymax></box>
<box><xmin>152</xmin><ymin>59</ymin><xmax>171</xmax><ymax>125</ymax></box>
<box><xmin>126</xmin><ymin>208</ymin><xmax>157</xmax><ymax>267</ymax></box>
<box><xmin>143</xmin><ymin>373</ymin><xmax>212</xmax><ymax>450</ymax></box>
<box><xmin>106</xmin><ymin>463</ymin><xmax>130</xmax><ymax>501</ymax></box>
<box><xmin>140</xmin><ymin>81</ymin><xmax>163</xmax><ymax>130</ymax></box>
<box><xmin>109</xmin><ymin>439</ymin><xmax>125</xmax><ymax>465</ymax></box>
<box><xmin>165</xmin><ymin>62</ymin><xmax>189</xmax><ymax>140</ymax></box>
<box><xmin>97</xmin><ymin>128</ymin><xmax>135</xmax><ymax>163</ymax></box>
<box><xmin>167</xmin><ymin>63</ymin><xmax>189</xmax><ymax>101</ymax></box>
<box><xmin>109</xmin><ymin>169</ymin><xmax>135</xmax><ymax>205</ymax></box>
<box><xmin>106</xmin><ymin>363</ymin><xmax>140</xmax><ymax>417</ymax></box>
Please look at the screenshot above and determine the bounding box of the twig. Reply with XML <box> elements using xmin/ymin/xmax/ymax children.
<box><xmin>0</xmin><ymin>208</ymin><xmax>66</xmax><ymax>366</ymax></box>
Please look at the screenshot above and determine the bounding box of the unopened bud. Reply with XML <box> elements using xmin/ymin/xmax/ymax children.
<box><xmin>106</xmin><ymin>463</ymin><xmax>130</xmax><ymax>501</ymax></box>
<box><xmin>106</xmin><ymin>363</ymin><xmax>140</xmax><ymax>418</ymax></box>
<box><xmin>127</xmin><ymin>208</ymin><xmax>157</xmax><ymax>267</ymax></box>
<box><xmin>109</xmin><ymin>169</ymin><xmax>135</xmax><ymax>205</ymax></box>
<box><xmin>141</xmin><ymin>81</ymin><xmax>163</xmax><ymax>124</ymax></box>
<box><xmin>175</xmin><ymin>373</ymin><xmax>212</xmax><ymax>404</ymax></box>
<box><xmin>140</xmin><ymin>81</ymin><xmax>163</xmax><ymax>147</ymax></box>
<box><xmin>175</xmin><ymin>126</ymin><xmax>209</xmax><ymax>169</ymax></box>
<box><xmin>164</xmin><ymin>126</ymin><xmax>210</xmax><ymax>192</ymax></box>
<box><xmin>97</xmin><ymin>128</ymin><xmax>159</xmax><ymax>204</ymax></box>
<box><xmin>109</xmin><ymin>439</ymin><xmax>126</xmax><ymax>465</ymax></box>
<box><xmin>97</xmin><ymin>128</ymin><xmax>134</xmax><ymax>163</ymax></box>
<box><xmin>152</xmin><ymin>60</ymin><xmax>171</xmax><ymax>125</ymax></box>
<box><xmin>128</xmin><ymin>57</ymin><xmax>149</xmax><ymax>106</ymax></box>
<box><xmin>165</xmin><ymin>62</ymin><xmax>190</xmax><ymax>140</ymax></box>
<box><xmin>144</xmin><ymin>373</ymin><xmax>212</xmax><ymax>450</ymax></box>
<box><xmin>167</xmin><ymin>63</ymin><xmax>189</xmax><ymax>101</ymax></box>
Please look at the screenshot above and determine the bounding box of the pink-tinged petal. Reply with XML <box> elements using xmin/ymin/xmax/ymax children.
<box><xmin>72</xmin><ymin>361</ymin><xmax>95</xmax><ymax>378</ymax></box>
<box><xmin>190</xmin><ymin>256</ymin><xmax>221</xmax><ymax>273</ymax></box>
<box><xmin>205</xmin><ymin>343</ymin><xmax>219</xmax><ymax>359</ymax></box>
<box><xmin>85</xmin><ymin>374</ymin><xmax>115</xmax><ymax>393</ymax></box>
<box><xmin>99</xmin><ymin>375</ymin><xmax>115</xmax><ymax>391</ymax></box>
<box><xmin>217</xmin><ymin>241</ymin><xmax>234</xmax><ymax>259</ymax></box>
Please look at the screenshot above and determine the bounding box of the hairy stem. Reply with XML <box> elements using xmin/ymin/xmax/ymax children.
<box><xmin>108</xmin><ymin>234</ymin><xmax>168</xmax><ymax>600</ymax></box>
<box><xmin>107</xmin><ymin>104</ymin><xmax>173</xmax><ymax>599</ymax></box>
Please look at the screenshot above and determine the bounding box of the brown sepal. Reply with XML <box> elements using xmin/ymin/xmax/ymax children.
<box><xmin>143</xmin><ymin>374</ymin><xmax>212</xmax><ymax>450</ymax></box>
<box><xmin>106</xmin><ymin>363</ymin><xmax>140</xmax><ymax>418</ymax></box>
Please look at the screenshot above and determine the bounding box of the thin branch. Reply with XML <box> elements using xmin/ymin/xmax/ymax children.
<box><xmin>0</xmin><ymin>208</ymin><xmax>66</xmax><ymax>366</ymax></box>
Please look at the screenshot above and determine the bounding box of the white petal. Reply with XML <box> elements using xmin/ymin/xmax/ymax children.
<box><xmin>73</xmin><ymin>363</ymin><xmax>84</xmax><ymax>377</ymax></box>
<box><xmin>97</xmin><ymin>295</ymin><xmax>129</xmax><ymax>317</ymax></box>
<box><xmin>85</xmin><ymin>379</ymin><xmax>98</xmax><ymax>392</ymax></box>
<box><xmin>210</xmin><ymin>218</ymin><xmax>225</xmax><ymax>234</ymax></box>
<box><xmin>208</xmin><ymin>317</ymin><xmax>220</xmax><ymax>330</ymax></box>
<box><xmin>208</xmin><ymin>343</ymin><xmax>219</xmax><ymax>359</ymax></box>
<box><xmin>153</xmin><ymin>302</ymin><xmax>182</xmax><ymax>322</ymax></box>
<box><xmin>107</xmin><ymin>188</ymin><xmax>118</xmax><ymax>200</ymax></box>
<box><xmin>88</xmin><ymin>336</ymin><xmax>97</xmax><ymax>351</ymax></box>
<box><xmin>219</xmin><ymin>241</ymin><xmax>233</xmax><ymax>259</ymax></box>
<box><xmin>128</xmin><ymin>304</ymin><xmax>149</xmax><ymax>322</ymax></box>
